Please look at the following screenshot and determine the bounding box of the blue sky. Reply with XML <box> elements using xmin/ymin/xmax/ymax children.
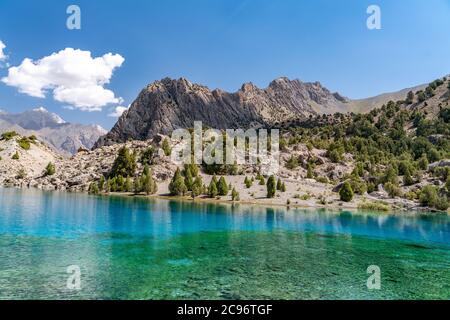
<box><xmin>0</xmin><ymin>0</ymin><xmax>449</xmax><ymax>129</ymax></box>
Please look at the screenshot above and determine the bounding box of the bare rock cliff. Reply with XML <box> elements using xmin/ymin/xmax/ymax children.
<box><xmin>94</xmin><ymin>77</ymin><xmax>349</xmax><ymax>147</ymax></box>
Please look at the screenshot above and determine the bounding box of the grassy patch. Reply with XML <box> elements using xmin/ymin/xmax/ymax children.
<box><xmin>358</xmin><ymin>200</ymin><xmax>390</xmax><ymax>212</ymax></box>
<box><xmin>17</xmin><ymin>137</ymin><xmax>31</xmax><ymax>150</ymax></box>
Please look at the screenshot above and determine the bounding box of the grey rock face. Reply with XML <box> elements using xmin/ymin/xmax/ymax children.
<box><xmin>94</xmin><ymin>77</ymin><xmax>350</xmax><ymax>148</ymax></box>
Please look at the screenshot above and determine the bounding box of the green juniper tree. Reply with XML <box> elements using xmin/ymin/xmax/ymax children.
<box><xmin>339</xmin><ymin>181</ymin><xmax>354</xmax><ymax>202</ymax></box>
<box><xmin>169</xmin><ymin>168</ymin><xmax>187</xmax><ymax>196</ymax></box>
<box><xmin>208</xmin><ymin>178</ymin><xmax>218</xmax><ymax>198</ymax></box>
<box><xmin>266</xmin><ymin>175</ymin><xmax>276</xmax><ymax>198</ymax></box>
<box><xmin>217</xmin><ymin>177</ymin><xmax>229</xmax><ymax>196</ymax></box>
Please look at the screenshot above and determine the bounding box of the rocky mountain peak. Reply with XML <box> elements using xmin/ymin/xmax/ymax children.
<box><xmin>94</xmin><ymin>76</ymin><xmax>351</xmax><ymax>148</ymax></box>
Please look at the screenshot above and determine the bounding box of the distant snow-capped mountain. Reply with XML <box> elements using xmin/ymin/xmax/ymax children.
<box><xmin>0</xmin><ymin>108</ymin><xmax>107</xmax><ymax>155</ymax></box>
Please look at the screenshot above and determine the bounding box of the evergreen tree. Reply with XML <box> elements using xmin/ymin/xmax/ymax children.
<box><xmin>110</xmin><ymin>146</ymin><xmax>136</xmax><ymax>178</ymax></box>
<box><xmin>259</xmin><ymin>175</ymin><xmax>265</xmax><ymax>185</ymax></box>
<box><xmin>141</xmin><ymin>165</ymin><xmax>157</xmax><ymax>195</ymax></box>
<box><xmin>231</xmin><ymin>188</ymin><xmax>240</xmax><ymax>201</ymax></box>
<box><xmin>142</xmin><ymin>174</ymin><xmax>154</xmax><ymax>195</ymax></box>
<box><xmin>134</xmin><ymin>177</ymin><xmax>142</xmax><ymax>194</ymax></box>
<box><xmin>143</xmin><ymin>164</ymin><xmax>150</xmax><ymax>177</ymax></box>
<box><xmin>306</xmin><ymin>164</ymin><xmax>314</xmax><ymax>179</ymax></box>
<box><xmin>124</xmin><ymin>177</ymin><xmax>133</xmax><ymax>192</ymax></box>
<box><xmin>404</xmin><ymin>170</ymin><xmax>414</xmax><ymax>186</ymax></box>
<box><xmin>339</xmin><ymin>181</ymin><xmax>354</xmax><ymax>202</ymax></box>
<box><xmin>244</xmin><ymin>176</ymin><xmax>252</xmax><ymax>188</ymax></box>
<box><xmin>211</xmin><ymin>175</ymin><xmax>218</xmax><ymax>186</ymax></box>
<box><xmin>184</xmin><ymin>167</ymin><xmax>194</xmax><ymax>191</ymax></box>
<box><xmin>116</xmin><ymin>175</ymin><xmax>125</xmax><ymax>191</ymax></box>
<box><xmin>418</xmin><ymin>154</ymin><xmax>429</xmax><ymax>170</ymax></box>
<box><xmin>88</xmin><ymin>182</ymin><xmax>99</xmax><ymax>195</ymax></box>
<box><xmin>191</xmin><ymin>176</ymin><xmax>203</xmax><ymax>199</ymax></box>
<box><xmin>277</xmin><ymin>178</ymin><xmax>282</xmax><ymax>191</ymax></box>
<box><xmin>267</xmin><ymin>175</ymin><xmax>276</xmax><ymax>198</ymax></box>
<box><xmin>406</xmin><ymin>91</ymin><xmax>414</xmax><ymax>104</ymax></box>
<box><xmin>140</xmin><ymin>147</ymin><xmax>155</xmax><ymax>166</ymax></box>
<box><xmin>98</xmin><ymin>175</ymin><xmax>105</xmax><ymax>191</ymax></box>
<box><xmin>208</xmin><ymin>179</ymin><xmax>218</xmax><ymax>198</ymax></box>
<box><xmin>281</xmin><ymin>182</ymin><xmax>286</xmax><ymax>192</ymax></box>
<box><xmin>217</xmin><ymin>176</ymin><xmax>229</xmax><ymax>196</ymax></box>
<box><xmin>169</xmin><ymin>168</ymin><xmax>187</xmax><ymax>196</ymax></box>
<box><xmin>162</xmin><ymin>138</ymin><xmax>172</xmax><ymax>156</ymax></box>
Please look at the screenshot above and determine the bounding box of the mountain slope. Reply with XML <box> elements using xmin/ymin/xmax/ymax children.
<box><xmin>0</xmin><ymin>108</ymin><xmax>107</xmax><ymax>155</ymax></box>
<box><xmin>94</xmin><ymin>77</ymin><xmax>351</xmax><ymax>147</ymax></box>
<box><xmin>95</xmin><ymin>77</ymin><xmax>433</xmax><ymax>148</ymax></box>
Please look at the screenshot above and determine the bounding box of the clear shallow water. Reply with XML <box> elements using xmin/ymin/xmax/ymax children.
<box><xmin>0</xmin><ymin>187</ymin><xmax>449</xmax><ymax>299</ymax></box>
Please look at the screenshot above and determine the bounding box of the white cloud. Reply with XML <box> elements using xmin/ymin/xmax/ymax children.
<box><xmin>108</xmin><ymin>105</ymin><xmax>129</xmax><ymax>117</ymax></box>
<box><xmin>0</xmin><ymin>40</ymin><xmax>8</xmax><ymax>65</ymax></box>
<box><xmin>1</xmin><ymin>48</ymin><xmax>124</xmax><ymax>111</ymax></box>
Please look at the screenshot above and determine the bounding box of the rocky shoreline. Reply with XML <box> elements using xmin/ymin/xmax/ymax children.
<box><xmin>1</xmin><ymin>134</ymin><xmax>448</xmax><ymax>214</ymax></box>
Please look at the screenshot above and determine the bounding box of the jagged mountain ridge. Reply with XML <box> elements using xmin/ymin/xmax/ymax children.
<box><xmin>94</xmin><ymin>76</ymin><xmax>435</xmax><ymax>148</ymax></box>
<box><xmin>0</xmin><ymin>108</ymin><xmax>107</xmax><ymax>155</ymax></box>
<box><xmin>94</xmin><ymin>77</ymin><xmax>351</xmax><ymax>147</ymax></box>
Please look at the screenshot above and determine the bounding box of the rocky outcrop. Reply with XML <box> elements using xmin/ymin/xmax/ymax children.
<box><xmin>1</xmin><ymin>136</ymin><xmax>178</xmax><ymax>192</ymax></box>
<box><xmin>94</xmin><ymin>77</ymin><xmax>350</xmax><ymax>148</ymax></box>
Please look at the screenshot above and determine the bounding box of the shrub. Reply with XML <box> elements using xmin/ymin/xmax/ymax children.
<box><xmin>384</xmin><ymin>182</ymin><xmax>402</xmax><ymax>198</ymax></box>
<box><xmin>88</xmin><ymin>182</ymin><xmax>99</xmax><ymax>195</ymax></box>
<box><xmin>406</xmin><ymin>91</ymin><xmax>414</xmax><ymax>104</ymax></box>
<box><xmin>140</xmin><ymin>147</ymin><xmax>155</xmax><ymax>165</ymax></box>
<box><xmin>404</xmin><ymin>170</ymin><xmax>414</xmax><ymax>186</ymax></box>
<box><xmin>259</xmin><ymin>176</ymin><xmax>265</xmax><ymax>185</ymax></box>
<box><xmin>358</xmin><ymin>201</ymin><xmax>390</xmax><ymax>211</ymax></box>
<box><xmin>435</xmin><ymin>197</ymin><xmax>449</xmax><ymax>211</ymax></box>
<box><xmin>339</xmin><ymin>181</ymin><xmax>354</xmax><ymax>202</ymax></box>
<box><xmin>446</xmin><ymin>177</ymin><xmax>450</xmax><ymax>193</ymax></box>
<box><xmin>162</xmin><ymin>138</ymin><xmax>171</xmax><ymax>156</ymax></box>
<box><xmin>45</xmin><ymin>162</ymin><xmax>56</xmax><ymax>176</ymax></box>
<box><xmin>349</xmin><ymin>177</ymin><xmax>367</xmax><ymax>195</ymax></box>
<box><xmin>299</xmin><ymin>194</ymin><xmax>311</xmax><ymax>201</ymax></box>
<box><xmin>266</xmin><ymin>175</ymin><xmax>276</xmax><ymax>198</ymax></box>
<box><xmin>244</xmin><ymin>176</ymin><xmax>252</xmax><ymax>188</ymax></box>
<box><xmin>419</xmin><ymin>185</ymin><xmax>448</xmax><ymax>210</ymax></box>
<box><xmin>382</xmin><ymin>165</ymin><xmax>398</xmax><ymax>185</ymax></box>
<box><xmin>419</xmin><ymin>185</ymin><xmax>438</xmax><ymax>207</ymax></box>
<box><xmin>316</xmin><ymin>176</ymin><xmax>329</xmax><ymax>184</ymax></box>
<box><xmin>285</xmin><ymin>155</ymin><xmax>299</xmax><ymax>169</ymax></box>
<box><xmin>277</xmin><ymin>178</ymin><xmax>282</xmax><ymax>191</ymax></box>
<box><xmin>18</xmin><ymin>137</ymin><xmax>31</xmax><ymax>150</ymax></box>
<box><xmin>306</xmin><ymin>164</ymin><xmax>314</xmax><ymax>179</ymax></box>
<box><xmin>417</xmin><ymin>154</ymin><xmax>429</xmax><ymax>170</ymax></box>
<box><xmin>16</xmin><ymin>169</ymin><xmax>27</xmax><ymax>179</ymax></box>
<box><xmin>12</xmin><ymin>151</ymin><xmax>19</xmax><ymax>160</ymax></box>
<box><xmin>1</xmin><ymin>131</ymin><xmax>18</xmax><ymax>141</ymax></box>
<box><xmin>405</xmin><ymin>191</ymin><xmax>417</xmax><ymax>201</ymax></box>
<box><xmin>327</xmin><ymin>149</ymin><xmax>343</xmax><ymax>163</ymax></box>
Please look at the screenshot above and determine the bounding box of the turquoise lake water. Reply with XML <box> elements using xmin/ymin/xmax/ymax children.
<box><xmin>0</xmin><ymin>187</ymin><xmax>449</xmax><ymax>300</ymax></box>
